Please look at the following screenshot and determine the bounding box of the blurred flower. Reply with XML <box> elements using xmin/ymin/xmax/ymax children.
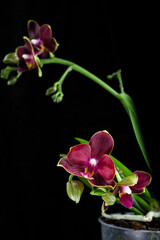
<box><xmin>28</xmin><ymin>20</ymin><xmax>59</xmax><ymax>58</ymax></box>
<box><xmin>117</xmin><ymin>171</ymin><xmax>151</xmax><ymax>209</ymax></box>
<box><xmin>16</xmin><ymin>36</ymin><xmax>42</xmax><ymax>76</ymax></box>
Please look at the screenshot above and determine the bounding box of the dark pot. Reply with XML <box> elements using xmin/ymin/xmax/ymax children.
<box><xmin>98</xmin><ymin>216</ymin><xmax>160</xmax><ymax>240</ymax></box>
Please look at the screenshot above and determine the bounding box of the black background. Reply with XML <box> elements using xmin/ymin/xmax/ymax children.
<box><xmin>0</xmin><ymin>1</ymin><xmax>159</xmax><ymax>239</ymax></box>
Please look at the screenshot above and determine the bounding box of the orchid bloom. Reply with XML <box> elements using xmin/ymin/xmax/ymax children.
<box><xmin>16</xmin><ymin>36</ymin><xmax>41</xmax><ymax>76</ymax></box>
<box><xmin>117</xmin><ymin>171</ymin><xmax>152</xmax><ymax>209</ymax></box>
<box><xmin>58</xmin><ymin>131</ymin><xmax>116</xmax><ymax>188</ymax></box>
<box><xmin>28</xmin><ymin>20</ymin><xmax>58</xmax><ymax>57</ymax></box>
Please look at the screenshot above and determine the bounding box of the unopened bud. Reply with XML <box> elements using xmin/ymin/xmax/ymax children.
<box><xmin>66</xmin><ymin>180</ymin><xmax>84</xmax><ymax>204</ymax></box>
<box><xmin>46</xmin><ymin>86</ymin><xmax>57</xmax><ymax>96</ymax></box>
<box><xmin>3</xmin><ymin>52</ymin><xmax>19</xmax><ymax>65</ymax></box>
<box><xmin>52</xmin><ymin>92</ymin><xmax>64</xmax><ymax>103</ymax></box>
<box><xmin>7</xmin><ymin>76</ymin><xmax>17</xmax><ymax>85</ymax></box>
<box><xmin>102</xmin><ymin>192</ymin><xmax>116</xmax><ymax>206</ymax></box>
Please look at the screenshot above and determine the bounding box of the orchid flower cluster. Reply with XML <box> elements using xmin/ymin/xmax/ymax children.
<box><xmin>1</xmin><ymin>20</ymin><xmax>58</xmax><ymax>85</ymax></box>
<box><xmin>1</xmin><ymin>20</ymin><xmax>159</xmax><ymax>215</ymax></box>
<box><xmin>58</xmin><ymin>131</ymin><xmax>152</xmax><ymax>212</ymax></box>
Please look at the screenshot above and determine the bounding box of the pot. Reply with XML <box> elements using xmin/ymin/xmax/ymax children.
<box><xmin>98</xmin><ymin>216</ymin><xmax>160</xmax><ymax>240</ymax></box>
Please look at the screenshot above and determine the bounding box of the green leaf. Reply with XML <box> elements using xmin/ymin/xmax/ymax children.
<box><xmin>119</xmin><ymin>92</ymin><xmax>151</xmax><ymax>171</ymax></box>
<box><xmin>75</xmin><ymin>137</ymin><xmax>89</xmax><ymax>144</ymax></box>
<box><xmin>78</xmin><ymin>176</ymin><xmax>92</xmax><ymax>189</ymax></box>
<box><xmin>110</xmin><ymin>154</ymin><xmax>132</xmax><ymax>177</ymax></box>
<box><xmin>132</xmin><ymin>194</ymin><xmax>151</xmax><ymax>212</ymax></box>
<box><xmin>59</xmin><ymin>154</ymin><xmax>67</xmax><ymax>158</ymax></box>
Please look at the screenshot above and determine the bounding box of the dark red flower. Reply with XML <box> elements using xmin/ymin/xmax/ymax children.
<box><xmin>28</xmin><ymin>20</ymin><xmax>58</xmax><ymax>58</ymax></box>
<box><xmin>118</xmin><ymin>171</ymin><xmax>152</xmax><ymax>209</ymax></box>
<box><xmin>16</xmin><ymin>36</ymin><xmax>42</xmax><ymax>76</ymax></box>
<box><xmin>58</xmin><ymin>131</ymin><xmax>116</xmax><ymax>188</ymax></box>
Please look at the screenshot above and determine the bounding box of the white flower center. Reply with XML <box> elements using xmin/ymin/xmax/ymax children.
<box><xmin>31</xmin><ymin>39</ymin><xmax>41</xmax><ymax>45</ymax></box>
<box><xmin>22</xmin><ymin>54</ymin><xmax>32</xmax><ymax>60</ymax></box>
<box><xmin>89</xmin><ymin>158</ymin><xmax>97</xmax><ymax>167</ymax></box>
<box><xmin>122</xmin><ymin>186</ymin><xmax>132</xmax><ymax>194</ymax></box>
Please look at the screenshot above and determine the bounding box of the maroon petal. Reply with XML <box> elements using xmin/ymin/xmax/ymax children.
<box><xmin>97</xmin><ymin>155</ymin><xmax>115</xmax><ymax>181</ymax></box>
<box><xmin>16</xmin><ymin>46</ymin><xmax>28</xmax><ymax>59</ymax></box>
<box><xmin>132</xmin><ymin>171</ymin><xmax>152</xmax><ymax>190</ymax></box>
<box><xmin>57</xmin><ymin>157</ymin><xmax>84</xmax><ymax>177</ymax></box>
<box><xmin>44</xmin><ymin>37</ymin><xmax>58</xmax><ymax>53</ymax></box>
<box><xmin>39</xmin><ymin>24</ymin><xmax>52</xmax><ymax>42</ymax></box>
<box><xmin>23</xmin><ymin>37</ymin><xmax>34</xmax><ymax>54</ymax></box>
<box><xmin>28</xmin><ymin>20</ymin><xmax>40</xmax><ymax>39</ymax></box>
<box><xmin>120</xmin><ymin>193</ymin><xmax>133</xmax><ymax>209</ymax></box>
<box><xmin>89</xmin><ymin>171</ymin><xmax>116</xmax><ymax>188</ymax></box>
<box><xmin>67</xmin><ymin>144</ymin><xmax>91</xmax><ymax>166</ymax></box>
<box><xmin>16</xmin><ymin>38</ymin><xmax>34</xmax><ymax>72</ymax></box>
<box><xmin>130</xmin><ymin>187</ymin><xmax>145</xmax><ymax>194</ymax></box>
<box><xmin>89</xmin><ymin>131</ymin><xmax>114</xmax><ymax>160</ymax></box>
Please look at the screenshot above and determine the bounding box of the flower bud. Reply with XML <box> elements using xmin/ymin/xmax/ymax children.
<box><xmin>45</xmin><ymin>86</ymin><xmax>57</xmax><ymax>96</ymax></box>
<box><xmin>102</xmin><ymin>192</ymin><xmax>116</xmax><ymax>206</ymax></box>
<box><xmin>52</xmin><ymin>92</ymin><xmax>64</xmax><ymax>103</ymax></box>
<box><xmin>3</xmin><ymin>52</ymin><xmax>19</xmax><ymax>65</ymax></box>
<box><xmin>7</xmin><ymin>76</ymin><xmax>17</xmax><ymax>85</ymax></box>
<box><xmin>1</xmin><ymin>66</ymin><xmax>16</xmax><ymax>80</ymax></box>
<box><xmin>66</xmin><ymin>180</ymin><xmax>84</xmax><ymax>204</ymax></box>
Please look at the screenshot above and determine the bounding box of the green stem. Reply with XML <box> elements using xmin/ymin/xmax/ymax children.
<box><xmin>41</xmin><ymin>56</ymin><xmax>151</xmax><ymax>172</ymax></box>
<box><xmin>41</xmin><ymin>57</ymin><xmax>120</xmax><ymax>100</ymax></box>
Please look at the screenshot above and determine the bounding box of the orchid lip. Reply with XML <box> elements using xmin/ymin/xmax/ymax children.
<box><xmin>80</xmin><ymin>172</ymin><xmax>94</xmax><ymax>180</ymax></box>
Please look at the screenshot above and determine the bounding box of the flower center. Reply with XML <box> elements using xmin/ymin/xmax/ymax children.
<box><xmin>122</xmin><ymin>186</ymin><xmax>132</xmax><ymax>194</ymax></box>
<box><xmin>89</xmin><ymin>158</ymin><xmax>97</xmax><ymax>167</ymax></box>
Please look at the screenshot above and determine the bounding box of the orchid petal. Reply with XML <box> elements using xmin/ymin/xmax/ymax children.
<box><xmin>89</xmin><ymin>171</ymin><xmax>116</xmax><ymax>188</ymax></box>
<box><xmin>39</xmin><ymin>24</ymin><xmax>52</xmax><ymax>42</ymax></box>
<box><xmin>130</xmin><ymin>187</ymin><xmax>145</xmax><ymax>194</ymax></box>
<box><xmin>132</xmin><ymin>171</ymin><xmax>152</xmax><ymax>190</ymax></box>
<box><xmin>28</xmin><ymin>20</ymin><xmax>40</xmax><ymax>39</ymax></box>
<box><xmin>89</xmin><ymin>131</ymin><xmax>114</xmax><ymax>160</ymax></box>
<box><xmin>97</xmin><ymin>155</ymin><xmax>115</xmax><ymax>181</ymax></box>
<box><xmin>67</xmin><ymin>144</ymin><xmax>91</xmax><ymax>166</ymax></box>
<box><xmin>44</xmin><ymin>37</ymin><xmax>58</xmax><ymax>53</ymax></box>
<box><xmin>120</xmin><ymin>193</ymin><xmax>133</xmax><ymax>209</ymax></box>
<box><xmin>57</xmin><ymin>157</ymin><xmax>84</xmax><ymax>177</ymax></box>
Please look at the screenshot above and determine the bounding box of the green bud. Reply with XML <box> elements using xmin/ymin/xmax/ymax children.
<box><xmin>66</xmin><ymin>180</ymin><xmax>84</xmax><ymax>204</ymax></box>
<box><xmin>52</xmin><ymin>92</ymin><xmax>64</xmax><ymax>103</ymax></box>
<box><xmin>45</xmin><ymin>86</ymin><xmax>57</xmax><ymax>96</ymax></box>
<box><xmin>7</xmin><ymin>76</ymin><xmax>17</xmax><ymax>85</ymax></box>
<box><xmin>90</xmin><ymin>187</ymin><xmax>107</xmax><ymax>196</ymax></box>
<box><xmin>1</xmin><ymin>66</ymin><xmax>17</xmax><ymax>80</ymax></box>
<box><xmin>102</xmin><ymin>192</ymin><xmax>116</xmax><ymax>206</ymax></box>
<box><xmin>3</xmin><ymin>52</ymin><xmax>19</xmax><ymax>65</ymax></box>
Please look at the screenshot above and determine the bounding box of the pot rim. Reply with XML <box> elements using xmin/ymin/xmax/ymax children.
<box><xmin>98</xmin><ymin>216</ymin><xmax>160</xmax><ymax>234</ymax></box>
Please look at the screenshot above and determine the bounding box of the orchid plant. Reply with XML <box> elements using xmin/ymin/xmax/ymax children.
<box><xmin>1</xmin><ymin>20</ymin><xmax>159</xmax><ymax>219</ymax></box>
